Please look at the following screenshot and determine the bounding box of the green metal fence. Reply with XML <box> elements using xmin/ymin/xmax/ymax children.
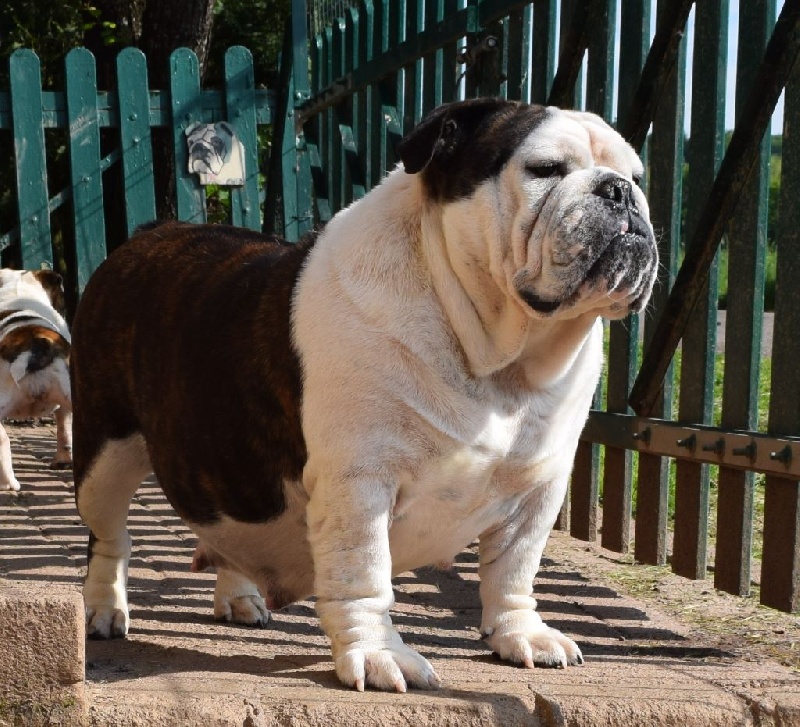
<box><xmin>0</xmin><ymin>45</ymin><xmax>273</xmax><ymax>303</ymax></box>
<box><xmin>1</xmin><ymin>0</ymin><xmax>798</xmax><ymax>614</ymax></box>
<box><xmin>268</xmin><ymin>0</ymin><xmax>800</xmax><ymax>613</ymax></box>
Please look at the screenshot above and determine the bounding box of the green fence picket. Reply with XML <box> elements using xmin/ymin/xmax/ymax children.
<box><xmin>345</xmin><ymin>6</ymin><xmax>367</xmax><ymax>201</ymax></box>
<box><xmin>330</xmin><ymin>22</ymin><xmax>346</xmax><ymax>211</ymax></box>
<box><xmin>422</xmin><ymin>0</ymin><xmax>444</xmax><ymax>111</ymax></box>
<box><xmin>506</xmin><ymin>5</ymin><xmax>532</xmax><ymax>102</ymax></box>
<box><xmin>762</xmin><ymin>56</ymin><xmax>800</xmax><ymax>614</ymax></box>
<box><xmin>440</xmin><ymin>0</ymin><xmax>460</xmax><ymax>103</ymax></box>
<box><xmin>10</xmin><ymin>49</ymin><xmax>52</xmax><ymax>268</ymax></box>
<box><xmin>595</xmin><ymin>0</ymin><xmax>650</xmax><ymax>551</ymax></box>
<box><xmin>357</xmin><ymin>0</ymin><xmax>375</xmax><ymax>192</ymax></box>
<box><xmin>170</xmin><ymin>48</ymin><xmax>207</xmax><ymax>224</ymax></box>
<box><xmin>672</xmin><ymin>0</ymin><xmax>729</xmax><ymax>582</ymax></box>
<box><xmin>531</xmin><ymin>0</ymin><xmax>556</xmax><ymax>104</ymax></box>
<box><xmin>65</xmin><ymin>48</ymin><xmax>106</xmax><ymax>292</ymax></box>
<box><xmin>402</xmin><ymin>0</ymin><xmax>424</xmax><ymax>130</ymax></box>
<box><xmin>370</xmin><ymin>0</ymin><xmax>389</xmax><ymax>182</ymax></box>
<box><xmin>309</xmin><ymin>34</ymin><xmax>332</xmax><ymax>223</ymax></box>
<box><xmin>715</xmin><ymin>0</ymin><xmax>775</xmax><ymax>598</ymax></box>
<box><xmin>634</xmin><ymin>3</ymin><xmax>687</xmax><ymax>566</ymax></box>
<box><xmin>117</xmin><ymin>48</ymin><xmax>156</xmax><ymax>237</ymax></box>
<box><xmin>224</xmin><ymin>46</ymin><xmax>260</xmax><ymax>230</ymax></box>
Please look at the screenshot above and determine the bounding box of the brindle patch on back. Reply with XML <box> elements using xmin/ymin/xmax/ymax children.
<box><xmin>71</xmin><ymin>221</ymin><xmax>314</xmax><ymax>525</ymax></box>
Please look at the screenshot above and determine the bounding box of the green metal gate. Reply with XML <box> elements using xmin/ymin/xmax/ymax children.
<box><xmin>0</xmin><ymin>45</ymin><xmax>272</xmax><ymax>299</ymax></box>
<box><xmin>266</xmin><ymin>0</ymin><xmax>800</xmax><ymax>614</ymax></box>
<box><xmin>1</xmin><ymin>0</ymin><xmax>798</xmax><ymax>614</ymax></box>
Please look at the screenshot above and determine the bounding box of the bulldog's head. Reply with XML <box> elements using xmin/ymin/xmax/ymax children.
<box><xmin>397</xmin><ymin>98</ymin><xmax>657</xmax><ymax>321</ymax></box>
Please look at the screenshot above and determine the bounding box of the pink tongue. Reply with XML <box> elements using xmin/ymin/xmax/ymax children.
<box><xmin>620</xmin><ymin>221</ymin><xmax>629</xmax><ymax>234</ymax></box>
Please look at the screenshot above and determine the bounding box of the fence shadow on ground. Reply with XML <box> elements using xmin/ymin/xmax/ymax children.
<box><xmin>1</xmin><ymin>422</ymin><xmax>733</xmax><ymax>696</ymax></box>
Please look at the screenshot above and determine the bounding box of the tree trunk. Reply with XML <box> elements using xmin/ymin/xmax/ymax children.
<box><xmin>139</xmin><ymin>0</ymin><xmax>215</xmax><ymax>86</ymax></box>
<box><xmin>140</xmin><ymin>0</ymin><xmax>216</xmax><ymax>219</ymax></box>
<box><xmin>84</xmin><ymin>0</ymin><xmax>216</xmax><ymax>224</ymax></box>
<box><xmin>81</xmin><ymin>1</ymin><xmax>144</xmax><ymax>251</ymax></box>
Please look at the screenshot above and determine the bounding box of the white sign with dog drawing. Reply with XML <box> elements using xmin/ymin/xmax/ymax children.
<box><xmin>185</xmin><ymin>122</ymin><xmax>245</xmax><ymax>186</ymax></box>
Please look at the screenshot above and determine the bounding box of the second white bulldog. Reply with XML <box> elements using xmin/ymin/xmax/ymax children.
<box><xmin>0</xmin><ymin>268</ymin><xmax>71</xmax><ymax>490</ymax></box>
<box><xmin>72</xmin><ymin>99</ymin><xmax>657</xmax><ymax>692</ymax></box>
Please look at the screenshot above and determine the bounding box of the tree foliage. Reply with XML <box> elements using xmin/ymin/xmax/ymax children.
<box><xmin>207</xmin><ymin>0</ymin><xmax>291</xmax><ymax>87</ymax></box>
<box><xmin>0</xmin><ymin>0</ymin><xmax>291</xmax><ymax>88</ymax></box>
<box><xmin>0</xmin><ymin>1</ymin><xmax>99</xmax><ymax>85</ymax></box>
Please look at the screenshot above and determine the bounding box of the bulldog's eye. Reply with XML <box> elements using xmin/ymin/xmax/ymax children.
<box><xmin>632</xmin><ymin>173</ymin><xmax>643</xmax><ymax>187</ymax></box>
<box><xmin>527</xmin><ymin>163</ymin><xmax>564</xmax><ymax>179</ymax></box>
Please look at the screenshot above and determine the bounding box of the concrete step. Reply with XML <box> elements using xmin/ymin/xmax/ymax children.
<box><xmin>1</xmin><ymin>422</ymin><xmax>799</xmax><ymax>726</ymax></box>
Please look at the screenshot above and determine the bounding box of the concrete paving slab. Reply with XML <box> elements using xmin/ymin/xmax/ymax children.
<box><xmin>1</xmin><ymin>422</ymin><xmax>799</xmax><ymax>726</ymax></box>
<box><xmin>0</xmin><ymin>582</ymin><xmax>86</xmax><ymax>725</ymax></box>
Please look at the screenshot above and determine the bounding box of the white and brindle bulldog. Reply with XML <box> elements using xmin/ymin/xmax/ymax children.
<box><xmin>71</xmin><ymin>98</ymin><xmax>657</xmax><ymax>692</ymax></box>
<box><xmin>0</xmin><ymin>268</ymin><xmax>72</xmax><ymax>490</ymax></box>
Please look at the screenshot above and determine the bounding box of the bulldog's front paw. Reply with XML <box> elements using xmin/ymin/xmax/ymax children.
<box><xmin>335</xmin><ymin>642</ymin><xmax>442</xmax><ymax>692</ymax></box>
<box><xmin>0</xmin><ymin>478</ymin><xmax>21</xmax><ymax>491</ymax></box>
<box><xmin>483</xmin><ymin>617</ymin><xmax>583</xmax><ymax>669</ymax></box>
<box><xmin>214</xmin><ymin>593</ymin><xmax>270</xmax><ymax>627</ymax></box>
<box><xmin>86</xmin><ymin>605</ymin><xmax>129</xmax><ymax>639</ymax></box>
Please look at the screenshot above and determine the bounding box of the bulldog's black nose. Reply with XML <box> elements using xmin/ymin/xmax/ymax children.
<box><xmin>594</xmin><ymin>175</ymin><xmax>633</xmax><ymax>206</ymax></box>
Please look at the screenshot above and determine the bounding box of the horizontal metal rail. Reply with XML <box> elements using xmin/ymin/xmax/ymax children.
<box><xmin>294</xmin><ymin>6</ymin><xmax>480</xmax><ymax>129</ymax></box>
<box><xmin>0</xmin><ymin>89</ymin><xmax>275</xmax><ymax>130</ymax></box>
<box><xmin>583</xmin><ymin>411</ymin><xmax>800</xmax><ymax>480</ymax></box>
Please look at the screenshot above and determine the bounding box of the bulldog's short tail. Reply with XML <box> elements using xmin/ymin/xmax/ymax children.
<box><xmin>0</xmin><ymin>325</ymin><xmax>70</xmax><ymax>383</ymax></box>
<box><xmin>26</xmin><ymin>334</ymin><xmax>59</xmax><ymax>374</ymax></box>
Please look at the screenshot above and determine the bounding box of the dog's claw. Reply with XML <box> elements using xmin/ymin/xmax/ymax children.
<box><xmin>484</xmin><ymin>622</ymin><xmax>582</xmax><ymax>670</ymax></box>
<box><xmin>335</xmin><ymin>642</ymin><xmax>439</xmax><ymax>692</ymax></box>
<box><xmin>85</xmin><ymin>606</ymin><xmax>129</xmax><ymax>639</ymax></box>
<box><xmin>214</xmin><ymin>592</ymin><xmax>271</xmax><ymax>627</ymax></box>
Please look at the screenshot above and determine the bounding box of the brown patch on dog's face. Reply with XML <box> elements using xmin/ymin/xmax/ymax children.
<box><xmin>396</xmin><ymin>98</ymin><xmax>549</xmax><ymax>202</ymax></box>
<box><xmin>0</xmin><ymin>326</ymin><xmax>70</xmax><ymax>363</ymax></box>
<box><xmin>30</xmin><ymin>270</ymin><xmax>66</xmax><ymax>314</ymax></box>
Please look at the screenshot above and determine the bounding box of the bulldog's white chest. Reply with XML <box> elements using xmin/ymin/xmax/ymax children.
<box><xmin>387</xmin><ymin>395</ymin><xmax>567</xmax><ymax>573</ymax></box>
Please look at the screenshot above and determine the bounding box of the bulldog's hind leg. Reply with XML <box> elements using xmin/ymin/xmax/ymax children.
<box><xmin>50</xmin><ymin>405</ymin><xmax>73</xmax><ymax>469</ymax></box>
<box><xmin>75</xmin><ymin>432</ymin><xmax>151</xmax><ymax>639</ymax></box>
<box><xmin>214</xmin><ymin>568</ymin><xmax>270</xmax><ymax>626</ymax></box>
<box><xmin>191</xmin><ymin>541</ymin><xmax>270</xmax><ymax>627</ymax></box>
<box><xmin>0</xmin><ymin>422</ymin><xmax>21</xmax><ymax>491</ymax></box>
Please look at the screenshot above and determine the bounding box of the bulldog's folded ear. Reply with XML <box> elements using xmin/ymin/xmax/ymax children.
<box><xmin>32</xmin><ymin>269</ymin><xmax>63</xmax><ymax>292</ymax></box>
<box><xmin>31</xmin><ymin>269</ymin><xmax>66</xmax><ymax>314</ymax></box>
<box><xmin>396</xmin><ymin>97</ymin><xmax>515</xmax><ymax>174</ymax></box>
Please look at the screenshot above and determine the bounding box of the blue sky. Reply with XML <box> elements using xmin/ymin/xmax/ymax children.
<box><xmin>601</xmin><ymin>0</ymin><xmax>785</xmax><ymax>133</ymax></box>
